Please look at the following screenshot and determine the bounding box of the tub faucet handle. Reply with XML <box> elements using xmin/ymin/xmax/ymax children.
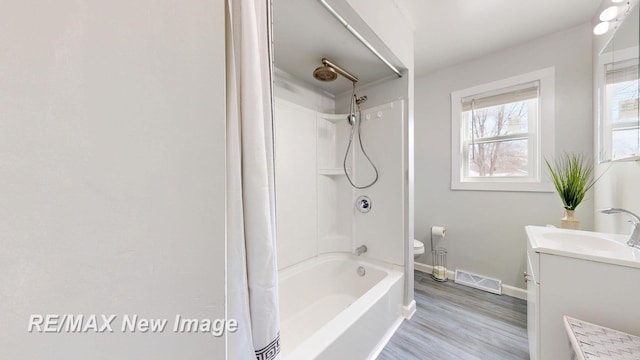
<box><xmin>355</xmin><ymin>245</ymin><xmax>367</xmax><ymax>256</ymax></box>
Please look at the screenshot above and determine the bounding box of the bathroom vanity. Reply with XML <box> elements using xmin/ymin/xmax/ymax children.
<box><xmin>525</xmin><ymin>226</ymin><xmax>640</xmax><ymax>360</ymax></box>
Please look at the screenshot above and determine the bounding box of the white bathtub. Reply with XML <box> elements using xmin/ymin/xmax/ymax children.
<box><xmin>278</xmin><ymin>253</ymin><xmax>404</xmax><ymax>360</ymax></box>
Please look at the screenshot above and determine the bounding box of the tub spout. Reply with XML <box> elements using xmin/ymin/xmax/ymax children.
<box><xmin>355</xmin><ymin>245</ymin><xmax>367</xmax><ymax>256</ymax></box>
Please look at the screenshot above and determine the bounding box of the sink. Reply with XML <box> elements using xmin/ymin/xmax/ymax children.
<box><xmin>542</xmin><ymin>232</ymin><xmax>625</xmax><ymax>253</ymax></box>
<box><xmin>525</xmin><ymin>226</ymin><xmax>640</xmax><ymax>268</ymax></box>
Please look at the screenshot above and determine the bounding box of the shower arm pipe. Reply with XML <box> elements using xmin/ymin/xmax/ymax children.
<box><xmin>322</xmin><ymin>58</ymin><xmax>358</xmax><ymax>83</ymax></box>
<box><xmin>318</xmin><ymin>0</ymin><xmax>403</xmax><ymax>78</ymax></box>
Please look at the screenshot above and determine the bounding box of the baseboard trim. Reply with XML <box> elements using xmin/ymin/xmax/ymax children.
<box><xmin>502</xmin><ymin>284</ymin><xmax>527</xmax><ymax>300</ymax></box>
<box><xmin>414</xmin><ymin>262</ymin><xmax>527</xmax><ymax>300</ymax></box>
<box><xmin>414</xmin><ymin>262</ymin><xmax>455</xmax><ymax>280</ymax></box>
<box><xmin>402</xmin><ymin>300</ymin><xmax>416</xmax><ymax>319</ymax></box>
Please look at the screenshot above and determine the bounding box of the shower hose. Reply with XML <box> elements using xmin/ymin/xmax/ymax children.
<box><xmin>343</xmin><ymin>84</ymin><xmax>379</xmax><ymax>189</ymax></box>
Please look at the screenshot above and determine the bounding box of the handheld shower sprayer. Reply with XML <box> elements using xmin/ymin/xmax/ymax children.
<box><xmin>347</xmin><ymin>114</ymin><xmax>356</xmax><ymax>126</ymax></box>
<box><xmin>342</xmin><ymin>84</ymin><xmax>378</xmax><ymax>189</ymax></box>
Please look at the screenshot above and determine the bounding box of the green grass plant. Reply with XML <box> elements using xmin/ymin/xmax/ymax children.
<box><xmin>545</xmin><ymin>153</ymin><xmax>598</xmax><ymax>211</ymax></box>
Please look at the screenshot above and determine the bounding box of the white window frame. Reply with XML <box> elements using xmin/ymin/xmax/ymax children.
<box><xmin>451</xmin><ymin>67</ymin><xmax>555</xmax><ymax>192</ymax></box>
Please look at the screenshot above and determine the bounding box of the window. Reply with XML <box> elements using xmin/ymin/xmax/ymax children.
<box><xmin>451</xmin><ymin>68</ymin><xmax>555</xmax><ymax>191</ymax></box>
<box><xmin>601</xmin><ymin>55</ymin><xmax>640</xmax><ymax>161</ymax></box>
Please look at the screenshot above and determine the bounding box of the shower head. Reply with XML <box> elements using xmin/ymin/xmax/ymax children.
<box><xmin>313</xmin><ymin>65</ymin><xmax>338</xmax><ymax>82</ymax></box>
<box><xmin>312</xmin><ymin>58</ymin><xmax>358</xmax><ymax>83</ymax></box>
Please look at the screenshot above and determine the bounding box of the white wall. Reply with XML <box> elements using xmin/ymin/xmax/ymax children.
<box><xmin>0</xmin><ymin>1</ymin><xmax>225</xmax><ymax>358</ymax></box>
<box><xmin>415</xmin><ymin>24</ymin><xmax>594</xmax><ymax>290</ymax></box>
<box><xmin>593</xmin><ymin>163</ymin><xmax>640</xmax><ymax>236</ymax></box>
<box><xmin>344</xmin><ymin>0</ymin><xmax>413</xmax><ymax>72</ymax></box>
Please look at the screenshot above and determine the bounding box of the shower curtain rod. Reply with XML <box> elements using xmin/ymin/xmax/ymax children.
<box><xmin>318</xmin><ymin>0</ymin><xmax>403</xmax><ymax>78</ymax></box>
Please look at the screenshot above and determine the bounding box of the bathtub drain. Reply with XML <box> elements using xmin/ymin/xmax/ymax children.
<box><xmin>357</xmin><ymin>266</ymin><xmax>366</xmax><ymax>277</ymax></box>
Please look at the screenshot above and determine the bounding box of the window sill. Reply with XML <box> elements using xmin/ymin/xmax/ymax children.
<box><xmin>451</xmin><ymin>181</ymin><xmax>555</xmax><ymax>192</ymax></box>
<box><xmin>611</xmin><ymin>154</ymin><xmax>640</xmax><ymax>162</ymax></box>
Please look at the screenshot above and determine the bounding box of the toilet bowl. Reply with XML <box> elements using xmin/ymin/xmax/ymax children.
<box><xmin>413</xmin><ymin>239</ymin><xmax>425</xmax><ymax>259</ymax></box>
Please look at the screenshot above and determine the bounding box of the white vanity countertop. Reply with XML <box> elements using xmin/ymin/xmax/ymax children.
<box><xmin>525</xmin><ymin>225</ymin><xmax>640</xmax><ymax>269</ymax></box>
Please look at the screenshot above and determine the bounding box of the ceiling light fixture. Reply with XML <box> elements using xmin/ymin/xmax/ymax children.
<box><xmin>593</xmin><ymin>21</ymin><xmax>610</xmax><ymax>35</ymax></box>
<box><xmin>593</xmin><ymin>0</ymin><xmax>632</xmax><ymax>35</ymax></box>
<box><xmin>600</xmin><ymin>6</ymin><xmax>619</xmax><ymax>21</ymax></box>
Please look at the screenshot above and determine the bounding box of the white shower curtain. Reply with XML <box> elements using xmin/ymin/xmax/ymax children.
<box><xmin>226</xmin><ymin>0</ymin><xmax>280</xmax><ymax>359</ymax></box>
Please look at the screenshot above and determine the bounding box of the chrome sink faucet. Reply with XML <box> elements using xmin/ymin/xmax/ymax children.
<box><xmin>600</xmin><ymin>208</ymin><xmax>640</xmax><ymax>249</ymax></box>
<box><xmin>355</xmin><ymin>245</ymin><xmax>367</xmax><ymax>256</ymax></box>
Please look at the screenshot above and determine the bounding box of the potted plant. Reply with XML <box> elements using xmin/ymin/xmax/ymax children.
<box><xmin>545</xmin><ymin>152</ymin><xmax>598</xmax><ymax>230</ymax></box>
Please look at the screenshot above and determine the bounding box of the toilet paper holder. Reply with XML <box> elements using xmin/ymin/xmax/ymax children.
<box><xmin>430</xmin><ymin>226</ymin><xmax>447</xmax><ymax>282</ymax></box>
<box><xmin>430</xmin><ymin>226</ymin><xmax>446</xmax><ymax>252</ymax></box>
<box><xmin>432</xmin><ymin>248</ymin><xmax>447</xmax><ymax>282</ymax></box>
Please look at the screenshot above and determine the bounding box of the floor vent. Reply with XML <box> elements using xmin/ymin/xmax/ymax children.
<box><xmin>454</xmin><ymin>269</ymin><xmax>502</xmax><ymax>295</ymax></box>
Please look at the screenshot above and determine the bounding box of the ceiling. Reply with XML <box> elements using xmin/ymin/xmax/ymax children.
<box><xmin>273</xmin><ymin>0</ymin><xmax>603</xmax><ymax>95</ymax></box>
<box><xmin>273</xmin><ymin>0</ymin><xmax>400</xmax><ymax>95</ymax></box>
<box><xmin>400</xmin><ymin>0</ymin><xmax>602</xmax><ymax>76</ymax></box>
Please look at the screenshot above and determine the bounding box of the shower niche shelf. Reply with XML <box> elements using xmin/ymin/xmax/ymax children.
<box><xmin>319</xmin><ymin>113</ymin><xmax>347</xmax><ymax>124</ymax></box>
<box><xmin>318</xmin><ymin>168</ymin><xmax>349</xmax><ymax>176</ymax></box>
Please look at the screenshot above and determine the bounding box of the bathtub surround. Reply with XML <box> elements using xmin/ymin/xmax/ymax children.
<box><xmin>335</xmin><ymin>75</ymin><xmax>412</xmax><ymax>269</ymax></box>
<box><xmin>273</xmin><ymin>90</ymin><xmax>408</xmax><ymax>357</ymax></box>
<box><xmin>274</xmin><ymin>63</ymin><xmax>411</xmax><ymax>272</ymax></box>
<box><xmin>226</xmin><ymin>1</ymin><xmax>280</xmax><ymax>359</ymax></box>
<box><xmin>274</xmin><ymin>96</ymin><xmax>406</xmax><ymax>269</ymax></box>
<box><xmin>414</xmin><ymin>23</ymin><xmax>594</xmax><ymax>291</ymax></box>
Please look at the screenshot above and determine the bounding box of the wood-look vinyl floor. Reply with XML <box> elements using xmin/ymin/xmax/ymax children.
<box><xmin>377</xmin><ymin>271</ymin><xmax>529</xmax><ymax>360</ymax></box>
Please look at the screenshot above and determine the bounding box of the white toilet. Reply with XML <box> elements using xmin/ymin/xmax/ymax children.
<box><xmin>413</xmin><ymin>239</ymin><xmax>425</xmax><ymax>259</ymax></box>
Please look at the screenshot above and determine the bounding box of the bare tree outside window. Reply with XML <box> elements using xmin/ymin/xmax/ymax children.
<box><xmin>464</xmin><ymin>101</ymin><xmax>530</xmax><ymax>177</ymax></box>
